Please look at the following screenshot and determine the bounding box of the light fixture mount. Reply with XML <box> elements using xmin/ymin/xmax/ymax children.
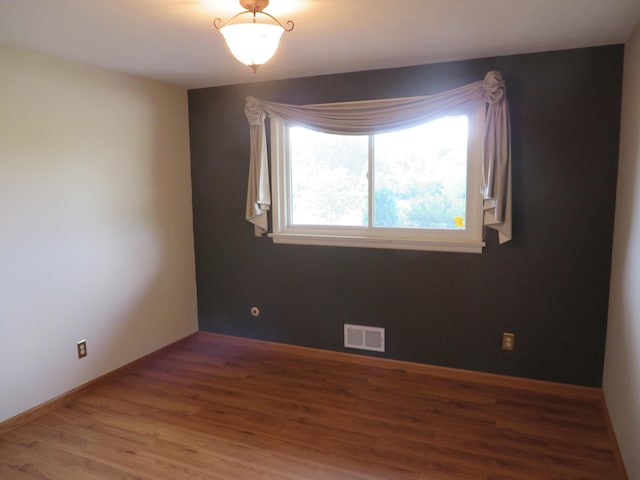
<box><xmin>214</xmin><ymin>0</ymin><xmax>294</xmax><ymax>73</ymax></box>
<box><xmin>239</xmin><ymin>0</ymin><xmax>269</xmax><ymax>11</ymax></box>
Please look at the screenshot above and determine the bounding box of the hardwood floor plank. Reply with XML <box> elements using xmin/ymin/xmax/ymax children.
<box><xmin>0</xmin><ymin>333</ymin><xmax>627</xmax><ymax>479</ymax></box>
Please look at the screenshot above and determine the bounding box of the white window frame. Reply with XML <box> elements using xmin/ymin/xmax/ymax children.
<box><xmin>269</xmin><ymin>102</ymin><xmax>486</xmax><ymax>253</ymax></box>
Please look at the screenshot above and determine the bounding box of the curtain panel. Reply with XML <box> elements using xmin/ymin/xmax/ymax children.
<box><xmin>244</xmin><ymin>71</ymin><xmax>512</xmax><ymax>244</ymax></box>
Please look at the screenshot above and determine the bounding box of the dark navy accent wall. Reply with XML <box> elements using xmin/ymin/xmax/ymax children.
<box><xmin>188</xmin><ymin>45</ymin><xmax>623</xmax><ymax>387</ymax></box>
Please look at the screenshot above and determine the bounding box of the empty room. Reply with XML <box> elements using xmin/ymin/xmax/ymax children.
<box><xmin>1</xmin><ymin>1</ymin><xmax>640</xmax><ymax>479</ymax></box>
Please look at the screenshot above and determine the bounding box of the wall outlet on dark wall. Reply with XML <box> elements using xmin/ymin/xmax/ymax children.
<box><xmin>502</xmin><ymin>333</ymin><xmax>515</xmax><ymax>351</ymax></box>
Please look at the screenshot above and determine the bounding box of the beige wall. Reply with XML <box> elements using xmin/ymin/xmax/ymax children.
<box><xmin>604</xmin><ymin>22</ymin><xmax>640</xmax><ymax>479</ymax></box>
<box><xmin>0</xmin><ymin>44</ymin><xmax>198</xmax><ymax>422</ymax></box>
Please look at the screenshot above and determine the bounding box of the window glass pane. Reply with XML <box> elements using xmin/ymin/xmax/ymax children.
<box><xmin>289</xmin><ymin>126</ymin><xmax>368</xmax><ymax>226</ymax></box>
<box><xmin>373</xmin><ymin>116</ymin><xmax>468</xmax><ymax>229</ymax></box>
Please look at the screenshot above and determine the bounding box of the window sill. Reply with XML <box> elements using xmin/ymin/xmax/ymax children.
<box><xmin>269</xmin><ymin>233</ymin><xmax>485</xmax><ymax>253</ymax></box>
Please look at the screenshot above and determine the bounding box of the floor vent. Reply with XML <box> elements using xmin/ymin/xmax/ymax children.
<box><xmin>344</xmin><ymin>324</ymin><xmax>385</xmax><ymax>352</ymax></box>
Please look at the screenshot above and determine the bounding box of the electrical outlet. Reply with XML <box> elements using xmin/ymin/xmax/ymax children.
<box><xmin>77</xmin><ymin>340</ymin><xmax>87</xmax><ymax>359</ymax></box>
<box><xmin>502</xmin><ymin>332</ymin><xmax>515</xmax><ymax>351</ymax></box>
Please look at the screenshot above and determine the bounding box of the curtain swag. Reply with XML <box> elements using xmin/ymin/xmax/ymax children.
<box><xmin>244</xmin><ymin>70</ymin><xmax>512</xmax><ymax>244</ymax></box>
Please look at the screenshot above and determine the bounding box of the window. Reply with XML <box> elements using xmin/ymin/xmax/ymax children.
<box><xmin>270</xmin><ymin>102</ymin><xmax>486</xmax><ymax>253</ymax></box>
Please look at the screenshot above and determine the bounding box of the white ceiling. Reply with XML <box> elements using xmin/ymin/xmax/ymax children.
<box><xmin>1</xmin><ymin>0</ymin><xmax>639</xmax><ymax>89</ymax></box>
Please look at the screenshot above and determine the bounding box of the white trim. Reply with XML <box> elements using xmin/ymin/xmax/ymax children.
<box><xmin>270</xmin><ymin>233</ymin><xmax>484</xmax><ymax>253</ymax></box>
<box><xmin>271</xmin><ymin>118</ymin><xmax>288</xmax><ymax>236</ymax></box>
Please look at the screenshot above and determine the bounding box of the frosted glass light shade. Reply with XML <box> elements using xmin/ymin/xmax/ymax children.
<box><xmin>220</xmin><ymin>23</ymin><xmax>284</xmax><ymax>69</ymax></box>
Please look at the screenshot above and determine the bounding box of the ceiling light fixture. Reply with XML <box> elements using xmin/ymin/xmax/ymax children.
<box><xmin>214</xmin><ymin>0</ymin><xmax>294</xmax><ymax>73</ymax></box>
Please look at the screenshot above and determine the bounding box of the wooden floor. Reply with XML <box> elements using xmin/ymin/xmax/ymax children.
<box><xmin>0</xmin><ymin>333</ymin><xmax>627</xmax><ymax>480</ymax></box>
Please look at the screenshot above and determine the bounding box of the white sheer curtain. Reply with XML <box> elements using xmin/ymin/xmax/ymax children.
<box><xmin>244</xmin><ymin>71</ymin><xmax>512</xmax><ymax>244</ymax></box>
